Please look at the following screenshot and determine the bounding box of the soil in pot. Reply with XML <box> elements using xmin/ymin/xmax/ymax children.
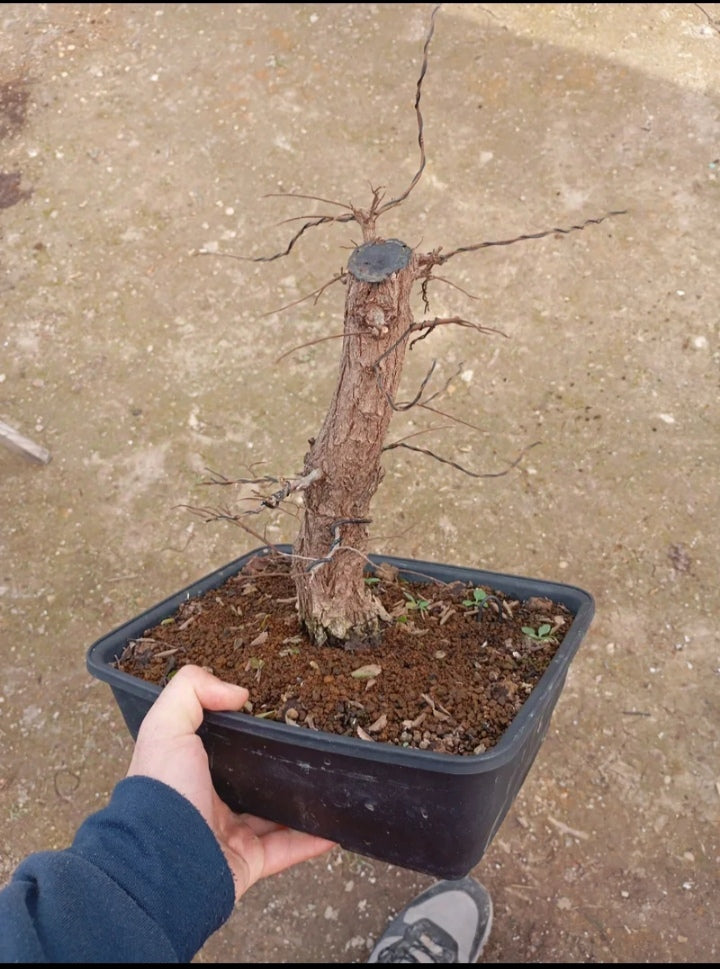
<box><xmin>114</xmin><ymin>550</ymin><xmax>574</xmax><ymax>757</ymax></box>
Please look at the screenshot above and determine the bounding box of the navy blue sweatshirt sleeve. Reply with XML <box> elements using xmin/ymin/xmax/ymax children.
<box><xmin>0</xmin><ymin>775</ymin><xmax>235</xmax><ymax>963</ymax></box>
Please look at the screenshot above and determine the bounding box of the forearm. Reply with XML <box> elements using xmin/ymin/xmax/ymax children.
<box><xmin>0</xmin><ymin>776</ymin><xmax>235</xmax><ymax>963</ymax></box>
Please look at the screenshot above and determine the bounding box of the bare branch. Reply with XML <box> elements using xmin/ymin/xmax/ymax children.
<box><xmin>263</xmin><ymin>191</ymin><xmax>354</xmax><ymax>211</ymax></box>
<box><xmin>390</xmin><ymin>361</ymin><xmax>490</xmax><ymax>434</ymax></box>
<box><xmin>372</xmin><ymin>317</ymin><xmax>460</xmax><ymax>376</ymax></box>
<box><xmin>242</xmin><ymin>212</ymin><xmax>359</xmax><ymax>263</ymax></box>
<box><xmin>178</xmin><ymin>501</ymin><xmax>256</xmax><ymax>526</ymax></box>
<box><xmin>275</xmin><ymin>213</ymin><xmax>350</xmax><ymax>226</ymax></box>
<box><xmin>416</xmin><ymin>317</ymin><xmax>508</xmax><ymax>342</ymax></box>
<box><xmin>364</xmin><ymin>179</ymin><xmax>385</xmax><ymax>199</ymax></box>
<box><xmin>417</xmin><ymin>401</ymin><xmax>486</xmax><ymax>435</ymax></box>
<box><xmin>259</xmin><ymin>271</ymin><xmax>347</xmax><ymax>319</ymax></box>
<box><xmin>406</xmin><ymin>316</ymin><xmax>507</xmax><ymax>355</ymax></box>
<box><xmin>420</xmin><ymin>275</ymin><xmax>431</xmax><ymax>313</ymax></box>
<box><xmin>276</xmin><ymin>330</ymin><xmax>365</xmax><ymax>364</ymax></box>
<box><xmin>377</xmin><ymin>3</ymin><xmax>441</xmax><ymax>216</ymax></box>
<box><xmin>199</xmin><ymin>468</ymin><xmax>279</xmax><ymax>488</ymax></box>
<box><xmin>422</xmin><ymin>210</ymin><xmax>629</xmax><ymax>267</ymax></box>
<box><xmin>198</xmin><ymin>212</ymin><xmax>355</xmax><ymax>266</ymax></box>
<box><xmin>389</xmin><ymin>363</ymin><xmax>488</xmax><ymax>435</ymax></box>
<box><xmin>420</xmin><ymin>362</ymin><xmax>464</xmax><ymax>405</ymax></box>
<box><xmin>382</xmin><ymin>439</ymin><xmax>542</xmax><ymax>479</ymax></box>
<box><xmin>387</xmin><ymin>422</ymin><xmax>456</xmax><ymax>446</ymax></box>
<box><xmin>178</xmin><ymin>501</ymin><xmax>291</xmax><ymax>553</ymax></box>
<box><xmin>424</xmin><ymin>273</ymin><xmax>483</xmax><ymax>301</ymax></box>
<box><xmin>372</xmin><ymin>316</ymin><xmax>504</xmax><ymax>412</ymax></box>
<box><xmin>192</xmin><ymin>5</ymin><xmax>443</xmax><ymax>266</ymax></box>
<box><xmin>193</xmin><ymin>247</ymin><xmax>256</xmax><ymax>262</ymax></box>
<box><xmin>375</xmin><ymin>316</ymin><xmax>503</xmax><ymax>377</ymax></box>
<box><xmin>259</xmin><ymin>468</ymin><xmax>323</xmax><ymax>509</ymax></box>
<box><xmin>391</xmin><ymin>360</ymin><xmax>438</xmax><ymax>412</ymax></box>
<box><xmin>195</xmin><ymin>467</ymin><xmax>322</xmax><ymax>517</ymax></box>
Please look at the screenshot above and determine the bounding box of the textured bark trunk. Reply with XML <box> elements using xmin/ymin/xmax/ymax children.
<box><xmin>292</xmin><ymin>241</ymin><xmax>416</xmax><ymax>647</ymax></box>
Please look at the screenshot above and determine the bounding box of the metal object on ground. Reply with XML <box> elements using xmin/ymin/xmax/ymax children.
<box><xmin>0</xmin><ymin>420</ymin><xmax>51</xmax><ymax>464</ymax></box>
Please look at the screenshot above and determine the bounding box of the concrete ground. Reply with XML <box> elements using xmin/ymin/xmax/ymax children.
<box><xmin>1</xmin><ymin>2</ymin><xmax>718</xmax><ymax>962</ymax></box>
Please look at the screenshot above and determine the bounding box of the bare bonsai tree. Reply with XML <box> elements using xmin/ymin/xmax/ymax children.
<box><xmin>195</xmin><ymin>4</ymin><xmax>624</xmax><ymax>648</ymax></box>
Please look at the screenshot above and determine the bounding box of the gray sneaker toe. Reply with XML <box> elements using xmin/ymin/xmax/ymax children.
<box><xmin>368</xmin><ymin>877</ymin><xmax>493</xmax><ymax>964</ymax></box>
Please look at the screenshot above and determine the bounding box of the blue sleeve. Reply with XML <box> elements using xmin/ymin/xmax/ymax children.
<box><xmin>0</xmin><ymin>775</ymin><xmax>235</xmax><ymax>963</ymax></box>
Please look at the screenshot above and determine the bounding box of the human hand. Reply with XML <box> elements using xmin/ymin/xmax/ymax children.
<box><xmin>126</xmin><ymin>664</ymin><xmax>336</xmax><ymax>901</ymax></box>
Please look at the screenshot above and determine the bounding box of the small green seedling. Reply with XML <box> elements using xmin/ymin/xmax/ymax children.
<box><xmin>403</xmin><ymin>590</ymin><xmax>431</xmax><ymax>613</ymax></box>
<box><xmin>462</xmin><ymin>587</ymin><xmax>490</xmax><ymax>609</ymax></box>
<box><xmin>521</xmin><ymin>623</ymin><xmax>557</xmax><ymax>644</ymax></box>
<box><xmin>463</xmin><ymin>587</ymin><xmax>504</xmax><ymax>621</ymax></box>
<box><xmin>364</xmin><ymin>576</ymin><xmax>381</xmax><ymax>586</ymax></box>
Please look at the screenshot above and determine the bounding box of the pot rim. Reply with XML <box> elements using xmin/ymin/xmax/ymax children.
<box><xmin>86</xmin><ymin>545</ymin><xmax>594</xmax><ymax>774</ymax></box>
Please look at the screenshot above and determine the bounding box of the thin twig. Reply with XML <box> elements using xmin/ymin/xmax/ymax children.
<box><xmin>276</xmin><ymin>330</ymin><xmax>363</xmax><ymax>364</ymax></box>
<box><xmin>392</xmin><ymin>360</ymin><xmax>438</xmax><ymax>412</ymax></box>
<box><xmin>377</xmin><ymin>3</ymin><xmax>441</xmax><ymax>215</ymax></box>
<box><xmin>372</xmin><ymin>316</ymin><xmax>503</xmax><ymax>412</ymax></box>
<box><xmin>417</xmin><ymin>401</ymin><xmax>486</xmax><ymax>435</ymax></box>
<box><xmin>426</xmin><ymin>274</ymin><xmax>483</xmax><ymax>301</ymax></box>
<box><xmin>178</xmin><ymin>502</ymin><xmax>291</xmax><ymax>552</ymax></box>
<box><xmin>239</xmin><ymin>212</ymin><xmax>357</xmax><ymax>264</ymax></box>
<box><xmin>189</xmin><ymin>468</ymin><xmax>321</xmax><ymax>521</ymax></box>
<box><xmin>196</xmin><ymin>4</ymin><xmax>439</xmax><ymax>262</ymax></box>
<box><xmin>193</xmin><ymin>247</ymin><xmax>257</xmax><ymax>261</ymax></box>
<box><xmin>199</xmin><ymin>468</ymin><xmax>279</xmax><ymax>488</ymax></box>
<box><xmin>373</xmin><ymin>318</ymin><xmax>461</xmax><ymax>377</ymax></box>
<box><xmin>425</xmin><ymin>211</ymin><xmax>629</xmax><ymax>266</ymax></box>
<box><xmin>275</xmin><ymin>213</ymin><xmax>350</xmax><ymax>225</ymax></box>
<box><xmin>387</xmin><ymin>423</ymin><xmax>456</xmax><ymax>446</ymax></box>
<box><xmin>382</xmin><ymin>440</ymin><xmax>541</xmax><ymax>479</ymax></box>
<box><xmin>259</xmin><ymin>271</ymin><xmax>346</xmax><ymax>319</ymax></box>
<box><xmin>421</xmin><ymin>363</ymin><xmax>464</xmax><ymax>405</ymax></box>
<box><xmin>547</xmin><ymin>816</ymin><xmax>589</xmax><ymax>841</ymax></box>
<box><xmin>263</xmin><ymin>191</ymin><xmax>354</xmax><ymax>210</ymax></box>
<box><xmin>260</xmin><ymin>468</ymin><xmax>323</xmax><ymax>509</ymax></box>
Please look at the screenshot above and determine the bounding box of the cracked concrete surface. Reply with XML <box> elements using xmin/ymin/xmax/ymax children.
<box><xmin>1</xmin><ymin>3</ymin><xmax>718</xmax><ymax>962</ymax></box>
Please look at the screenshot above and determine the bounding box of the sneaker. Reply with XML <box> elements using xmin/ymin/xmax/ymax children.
<box><xmin>367</xmin><ymin>877</ymin><xmax>493</xmax><ymax>963</ymax></box>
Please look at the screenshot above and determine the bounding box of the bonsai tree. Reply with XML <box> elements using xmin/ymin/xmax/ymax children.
<box><xmin>93</xmin><ymin>6</ymin><xmax>609</xmax><ymax>870</ymax></box>
<box><xmin>196</xmin><ymin>4</ymin><xmax>623</xmax><ymax>650</ymax></box>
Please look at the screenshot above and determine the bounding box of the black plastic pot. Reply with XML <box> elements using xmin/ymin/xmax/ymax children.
<box><xmin>86</xmin><ymin>546</ymin><xmax>594</xmax><ymax>879</ymax></box>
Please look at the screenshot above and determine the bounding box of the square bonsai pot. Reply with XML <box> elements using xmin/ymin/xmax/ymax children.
<box><xmin>86</xmin><ymin>546</ymin><xmax>594</xmax><ymax>878</ymax></box>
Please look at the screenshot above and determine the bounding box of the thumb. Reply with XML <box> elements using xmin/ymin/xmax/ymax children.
<box><xmin>143</xmin><ymin>664</ymin><xmax>249</xmax><ymax>739</ymax></box>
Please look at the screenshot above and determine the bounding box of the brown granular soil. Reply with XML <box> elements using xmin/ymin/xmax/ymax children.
<box><xmin>115</xmin><ymin>552</ymin><xmax>574</xmax><ymax>756</ymax></box>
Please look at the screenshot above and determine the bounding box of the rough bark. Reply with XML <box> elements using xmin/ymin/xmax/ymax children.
<box><xmin>292</xmin><ymin>241</ymin><xmax>417</xmax><ymax>647</ymax></box>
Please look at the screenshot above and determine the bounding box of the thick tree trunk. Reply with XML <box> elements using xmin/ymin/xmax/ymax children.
<box><xmin>292</xmin><ymin>240</ymin><xmax>416</xmax><ymax>647</ymax></box>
